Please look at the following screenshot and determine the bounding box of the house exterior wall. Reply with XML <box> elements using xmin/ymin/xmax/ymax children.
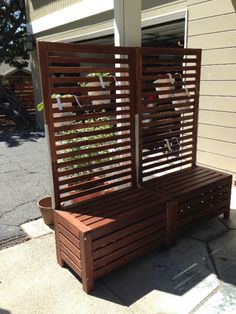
<box><xmin>26</xmin><ymin>0</ymin><xmax>236</xmax><ymax>180</ymax></box>
<box><xmin>187</xmin><ymin>0</ymin><xmax>236</xmax><ymax>180</ymax></box>
<box><xmin>25</xmin><ymin>0</ymin><xmax>81</xmax><ymax>22</ymax></box>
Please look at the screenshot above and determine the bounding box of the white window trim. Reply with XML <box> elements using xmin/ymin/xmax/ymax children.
<box><xmin>142</xmin><ymin>9</ymin><xmax>188</xmax><ymax>48</ymax></box>
<box><xmin>62</xmin><ymin>9</ymin><xmax>188</xmax><ymax>44</ymax></box>
<box><xmin>29</xmin><ymin>4</ymin><xmax>188</xmax><ymax>46</ymax></box>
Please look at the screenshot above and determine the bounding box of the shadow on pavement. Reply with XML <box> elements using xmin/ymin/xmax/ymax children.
<box><xmin>0</xmin><ymin>130</ymin><xmax>45</xmax><ymax>147</ymax></box>
<box><xmin>0</xmin><ymin>309</ymin><xmax>11</xmax><ymax>314</ymax></box>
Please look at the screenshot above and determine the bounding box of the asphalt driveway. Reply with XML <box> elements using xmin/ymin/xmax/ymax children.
<box><xmin>0</xmin><ymin>130</ymin><xmax>50</xmax><ymax>246</ymax></box>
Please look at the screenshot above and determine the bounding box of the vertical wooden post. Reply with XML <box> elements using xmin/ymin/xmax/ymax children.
<box><xmin>192</xmin><ymin>50</ymin><xmax>202</xmax><ymax>166</ymax></box>
<box><xmin>224</xmin><ymin>180</ymin><xmax>232</xmax><ymax>219</ymax></box>
<box><xmin>166</xmin><ymin>200</ymin><xmax>178</xmax><ymax>248</ymax></box>
<box><xmin>133</xmin><ymin>47</ymin><xmax>143</xmax><ymax>185</ymax></box>
<box><xmin>79</xmin><ymin>231</ymin><xmax>94</xmax><ymax>293</ymax></box>
<box><xmin>37</xmin><ymin>41</ymin><xmax>61</xmax><ymax>210</ymax></box>
<box><xmin>54</xmin><ymin>212</ymin><xmax>65</xmax><ymax>267</ymax></box>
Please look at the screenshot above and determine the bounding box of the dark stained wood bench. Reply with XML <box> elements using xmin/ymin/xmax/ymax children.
<box><xmin>143</xmin><ymin>166</ymin><xmax>232</xmax><ymax>232</ymax></box>
<box><xmin>38</xmin><ymin>42</ymin><xmax>232</xmax><ymax>293</ymax></box>
<box><xmin>54</xmin><ymin>186</ymin><xmax>169</xmax><ymax>292</ymax></box>
<box><xmin>138</xmin><ymin>47</ymin><xmax>232</xmax><ymax>234</ymax></box>
<box><xmin>38</xmin><ymin>42</ymin><xmax>174</xmax><ymax>293</ymax></box>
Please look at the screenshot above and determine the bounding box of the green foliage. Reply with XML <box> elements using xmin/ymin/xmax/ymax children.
<box><xmin>78</xmin><ymin>72</ymin><xmax>110</xmax><ymax>87</ymax></box>
<box><xmin>0</xmin><ymin>0</ymin><xmax>29</xmax><ymax>68</ymax></box>
<box><xmin>61</xmin><ymin>117</ymin><xmax>115</xmax><ymax>174</ymax></box>
<box><xmin>37</xmin><ymin>94</ymin><xmax>73</xmax><ymax>111</ymax></box>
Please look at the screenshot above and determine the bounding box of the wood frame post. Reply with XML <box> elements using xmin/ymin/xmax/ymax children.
<box><xmin>166</xmin><ymin>200</ymin><xmax>178</xmax><ymax>248</ymax></box>
<box><xmin>223</xmin><ymin>180</ymin><xmax>232</xmax><ymax>219</ymax></box>
<box><xmin>79</xmin><ymin>232</ymin><xmax>94</xmax><ymax>293</ymax></box>
<box><xmin>54</xmin><ymin>212</ymin><xmax>65</xmax><ymax>267</ymax></box>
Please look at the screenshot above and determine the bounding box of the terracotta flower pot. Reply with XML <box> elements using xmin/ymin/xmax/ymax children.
<box><xmin>37</xmin><ymin>196</ymin><xmax>54</xmax><ymax>225</ymax></box>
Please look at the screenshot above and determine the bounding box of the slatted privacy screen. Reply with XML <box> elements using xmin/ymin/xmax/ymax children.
<box><xmin>38</xmin><ymin>42</ymin><xmax>136</xmax><ymax>209</ymax></box>
<box><xmin>139</xmin><ymin>47</ymin><xmax>201</xmax><ymax>181</ymax></box>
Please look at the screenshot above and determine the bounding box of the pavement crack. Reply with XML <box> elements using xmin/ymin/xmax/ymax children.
<box><xmin>0</xmin><ymin>199</ymin><xmax>36</xmax><ymax>219</ymax></box>
<box><xmin>190</xmin><ymin>283</ymin><xmax>222</xmax><ymax>314</ymax></box>
<box><xmin>205</xmin><ymin>242</ymin><xmax>221</xmax><ymax>279</ymax></box>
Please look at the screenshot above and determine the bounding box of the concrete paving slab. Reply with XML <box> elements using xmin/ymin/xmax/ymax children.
<box><xmin>185</xmin><ymin>218</ymin><xmax>227</xmax><ymax>242</ymax></box>
<box><xmin>20</xmin><ymin>218</ymin><xmax>53</xmax><ymax>239</ymax></box>
<box><xmin>101</xmin><ymin>238</ymin><xmax>219</xmax><ymax>314</ymax></box>
<box><xmin>0</xmin><ymin>234</ymin><xmax>129</xmax><ymax>314</ymax></box>
<box><xmin>128</xmin><ymin>274</ymin><xmax>219</xmax><ymax>314</ymax></box>
<box><xmin>219</xmin><ymin>209</ymin><xmax>236</xmax><ymax>230</ymax></box>
<box><xmin>209</xmin><ymin>230</ymin><xmax>236</xmax><ymax>286</ymax></box>
<box><xmin>195</xmin><ymin>283</ymin><xmax>236</xmax><ymax>314</ymax></box>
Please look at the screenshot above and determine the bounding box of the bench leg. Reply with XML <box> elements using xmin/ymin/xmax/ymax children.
<box><xmin>80</xmin><ymin>232</ymin><xmax>94</xmax><ymax>293</ymax></box>
<box><xmin>166</xmin><ymin>200</ymin><xmax>178</xmax><ymax>248</ymax></box>
<box><xmin>224</xmin><ymin>210</ymin><xmax>230</xmax><ymax>219</ymax></box>
<box><xmin>54</xmin><ymin>214</ymin><xmax>65</xmax><ymax>267</ymax></box>
<box><xmin>56</xmin><ymin>251</ymin><xmax>65</xmax><ymax>267</ymax></box>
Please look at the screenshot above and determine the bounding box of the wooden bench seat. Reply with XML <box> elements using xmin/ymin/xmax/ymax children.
<box><xmin>54</xmin><ymin>186</ymin><xmax>170</xmax><ymax>292</ymax></box>
<box><xmin>142</xmin><ymin>166</ymin><xmax>232</xmax><ymax>233</ymax></box>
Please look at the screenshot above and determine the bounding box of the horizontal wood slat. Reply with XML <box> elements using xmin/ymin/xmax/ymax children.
<box><xmin>139</xmin><ymin>47</ymin><xmax>201</xmax><ymax>179</ymax></box>
<box><xmin>38</xmin><ymin>42</ymin><xmax>137</xmax><ymax>208</ymax></box>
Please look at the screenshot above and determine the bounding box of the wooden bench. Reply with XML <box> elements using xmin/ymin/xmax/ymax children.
<box><xmin>138</xmin><ymin>47</ymin><xmax>232</xmax><ymax>234</ymax></box>
<box><xmin>38</xmin><ymin>42</ymin><xmax>232</xmax><ymax>293</ymax></box>
<box><xmin>54</xmin><ymin>186</ymin><xmax>170</xmax><ymax>292</ymax></box>
<box><xmin>38</xmin><ymin>42</ymin><xmax>174</xmax><ymax>293</ymax></box>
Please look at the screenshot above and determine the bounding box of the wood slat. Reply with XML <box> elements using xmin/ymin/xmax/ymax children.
<box><xmin>48</xmin><ymin>55</ymin><xmax>130</xmax><ymax>64</ymax></box>
<box><xmin>60</xmin><ymin>178</ymin><xmax>132</xmax><ymax>203</ymax></box>
<box><xmin>143</xmin><ymin>65</ymin><xmax>197</xmax><ymax>73</ymax></box>
<box><xmin>93</xmin><ymin>219</ymin><xmax>166</xmax><ymax>260</ymax></box>
<box><xmin>58</xmin><ymin>224</ymin><xmax>80</xmax><ymax>249</ymax></box>
<box><xmin>60</xmin><ymin>252</ymin><xmax>82</xmax><ymax>276</ymax></box>
<box><xmin>55</xmin><ymin>126</ymin><xmax>130</xmax><ymax>142</ymax></box>
<box><xmin>56</xmin><ymin>133</ymin><xmax>131</xmax><ymax>151</ymax></box>
<box><xmin>58</xmin><ymin>163</ymin><xmax>131</xmax><ymax>186</ymax></box>
<box><xmin>93</xmin><ymin>212</ymin><xmax>165</xmax><ymax>250</ymax></box>
<box><xmin>94</xmin><ymin>236</ymin><xmax>165</xmax><ymax>278</ymax></box>
<box><xmin>142</xmin><ymin>160</ymin><xmax>193</xmax><ymax>178</ymax></box>
<box><xmin>60</xmin><ymin>242</ymin><xmax>81</xmax><ymax>268</ymax></box>
<box><xmin>57</xmin><ymin>140</ymin><xmax>131</xmax><ymax>160</ymax></box>
<box><xmin>54</xmin><ymin>117</ymin><xmax>131</xmax><ymax>133</ymax></box>
<box><xmin>57</xmin><ymin>148</ymin><xmax>131</xmax><ymax>169</ymax></box>
<box><xmin>57</xmin><ymin>156</ymin><xmax>131</xmax><ymax>178</ymax></box>
<box><xmin>49</xmin><ymin>66</ymin><xmax>130</xmax><ymax>74</ymax></box>
<box><xmin>60</xmin><ymin>170</ymin><xmax>132</xmax><ymax>194</ymax></box>
<box><xmin>78</xmin><ymin>192</ymin><xmax>162</xmax><ymax>226</ymax></box>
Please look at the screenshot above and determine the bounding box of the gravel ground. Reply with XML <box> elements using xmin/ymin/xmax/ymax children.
<box><xmin>0</xmin><ymin>130</ymin><xmax>50</xmax><ymax>245</ymax></box>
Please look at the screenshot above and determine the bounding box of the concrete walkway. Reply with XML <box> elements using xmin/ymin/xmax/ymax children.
<box><xmin>0</xmin><ymin>189</ymin><xmax>236</xmax><ymax>314</ymax></box>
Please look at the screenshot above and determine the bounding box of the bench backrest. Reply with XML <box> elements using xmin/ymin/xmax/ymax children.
<box><xmin>38</xmin><ymin>42</ymin><xmax>137</xmax><ymax>209</ymax></box>
<box><xmin>137</xmin><ymin>47</ymin><xmax>201</xmax><ymax>182</ymax></box>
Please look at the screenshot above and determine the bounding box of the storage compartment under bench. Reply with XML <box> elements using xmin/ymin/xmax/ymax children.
<box><xmin>54</xmin><ymin>187</ymin><xmax>171</xmax><ymax>293</ymax></box>
<box><xmin>143</xmin><ymin>166</ymin><xmax>232</xmax><ymax>233</ymax></box>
